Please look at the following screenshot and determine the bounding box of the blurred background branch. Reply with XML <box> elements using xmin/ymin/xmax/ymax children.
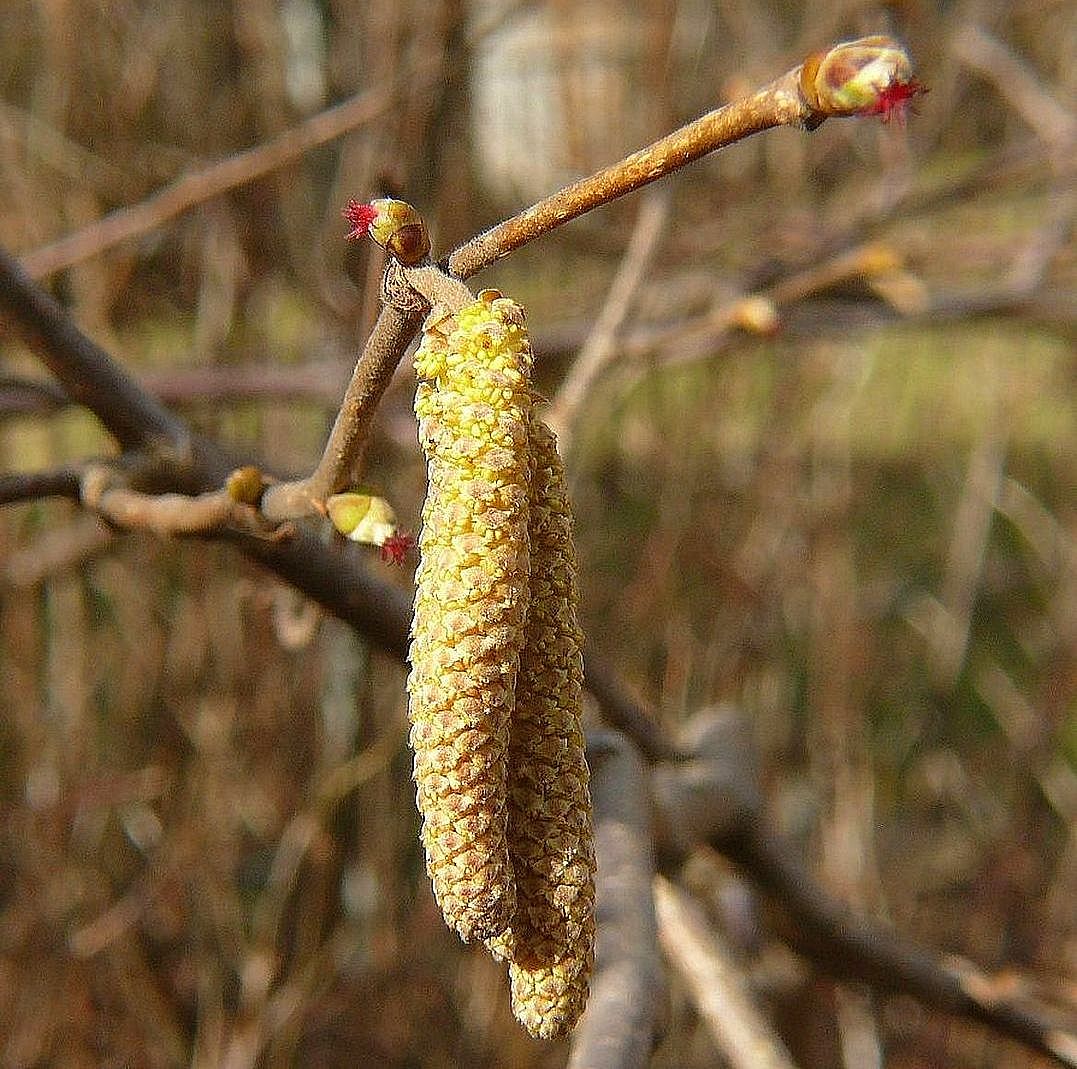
<box><xmin>0</xmin><ymin>1</ymin><xmax>1073</xmax><ymax>1066</ymax></box>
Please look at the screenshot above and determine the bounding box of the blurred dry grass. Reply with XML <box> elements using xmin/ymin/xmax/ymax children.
<box><xmin>1</xmin><ymin>1</ymin><xmax>1074</xmax><ymax>1066</ymax></box>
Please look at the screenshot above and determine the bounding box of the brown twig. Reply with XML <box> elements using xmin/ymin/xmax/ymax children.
<box><xmin>648</xmin><ymin>709</ymin><xmax>1077</xmax><ymax>1066</ymax></box>
<box><xmin>0</xmin><ymin>467</ymin><xmax>82</xmax><ymax>505</ymax></box>
<box><xmin>569</xmin><ymin>731</ymin><xmax>665</xmax><ymax>1069</ymax></box>
<box><xmin>258</xmin><ymin>263</ymin><xmax>482</xmax><ymax>521</ymax></box>
<box><xmin>654</xmin><ymin>875</ymin><xmax>800</xmax><ymax>1069</ymax></box>
<box><xmin>581</xmin><ymin>644</ymin><xmax>685</xmax><ymax>763</ymax></box>
<box><xmin>18</xmin><ymin>84</ymin><xmax>398</xmax><ymax>279</ymax></box>
<box><xmin>951</xmin><ymin>25</ymin><xmax>1076</xmax><ymax>154</ymax></box>
<box><xmin>0</xmin><ymin>374</ymin><xmax>70</xmax><ymax>417</ymax></box>
<box><xmin>258</xmin><ymin>302</ymin><xmax>424</xmax><ymax>520</ymax></box>
<box><xmin>0</xmin><ymin>247</ymin><xmax>190</xmax><ymax>452</ymax></box>
<box><xmin>447</xmin><ymin>75</ymin><xmax>803</xmax><ymax>278</ymax></box>
<box><xmin>80</xmin><ymin>463</ymin><xmax>286</xmax><ymax>541</ymax></box>
<box><xmin>1</xmin><ymin>513</ymin><xmax>113</xmax><ymax>589</ymax></box>
<box><xmin>447</xmin><ymin>36</ymin><xmax>917</xmax><ymax>279</ymax></box>
<box><xmin>547</xmin><ymin>189</ymin><xmax>672</xmax><ymax>447</ymax></box>
<box><xmin>714</xmin><ymin>807</ymin><xmax>1077</xmax><ymax>1066</ymax></box>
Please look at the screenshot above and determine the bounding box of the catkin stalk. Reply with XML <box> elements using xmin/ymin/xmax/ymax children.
<box><xmin>408</xmin><ymin>295</ymin><xmax>534</xmax><ymax>942</ymax></box>
<box><xmin>488</xmin><ymin>417</ymin><xmax>597</xmax><ymax>1039</ymax></box>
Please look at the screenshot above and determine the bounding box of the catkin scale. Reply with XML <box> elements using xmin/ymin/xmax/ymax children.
<box><xmin>488</xmin><ymin>418</ymin><xmax>596</xmax><ymax>1039</ymax></box>
<box><xmin>408</xmin><ymin>297</ymin><xmax>534</xmax><ymax>942</ymax></box>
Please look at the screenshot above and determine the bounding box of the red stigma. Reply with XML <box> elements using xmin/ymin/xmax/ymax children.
<box><xmin>343</xmin><ymin>199</ymin><xmax>378</xmax><ymax>240</ymax></box>
<box><xmin>869</xmin><ymin>79</ymin><xmax>926</xmax><ymax>123</ymax></box>
<box><xmin>380</xmin><ymin>530</ymin><xmax>414</xmax><ymax>565</ymax></box>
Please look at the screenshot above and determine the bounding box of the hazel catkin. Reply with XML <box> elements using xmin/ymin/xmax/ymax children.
<box><xmin>407</xmin><ymin>294</ymin><xmax>534</xmax><ymax>942</ymax></box>
<box><xmin>487</xmin><ymin>417</ymin><xmax>596</xmax><ymax>1039</ymax></box>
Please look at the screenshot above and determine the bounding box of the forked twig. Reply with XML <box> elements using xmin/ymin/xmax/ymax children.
<box><xmin>263</xmin><ymin>36</ymin><xmax>921</xmax><ymax>517</ymax></box>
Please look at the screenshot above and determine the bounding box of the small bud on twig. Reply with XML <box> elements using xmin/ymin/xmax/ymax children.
<box><xmin>343</xmin><ymin>197</ymin><xmax>431</xmax><ymax>265</ymax></box>
<box><xmin>326</xmin><ymin>491</ymin><xmax>413</xmax><ymax>564</ymax></box>
<box><xmin>800</xmin><ymin>36</ymin><xmax>925</xmax><ymax>123</ymax></box>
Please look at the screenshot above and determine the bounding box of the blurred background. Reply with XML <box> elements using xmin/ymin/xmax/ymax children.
<box><xmin>0</xmin><ymin>0</ymin><xmax>1074</xmax><ymax>1066</ymax></box>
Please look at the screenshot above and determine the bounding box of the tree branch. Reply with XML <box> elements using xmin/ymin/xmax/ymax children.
<box><xmin>18</xmin><ymin>83</ymin><xmax>399</xmax><ymax>280</ymax></box>
<box><xmin>258</xmin><ymin>302</ymin><xmax>424</xmax><ymax>521</ymax></box>
<box><xmin>0</xmin><ymin>467</ymin><xmax>82</xmax><ymax>505</ymax></box>
<box><xmin>654</xmin><ymin>875</ymin><xmax>800</xmax><ymax>1069</ymax></box>
<box><xmin>569</xmin><ymin>731</ymin><xmax>665</xmax><ymax>1069</ymax></box>
<box><xmin>0</xmin><ymin>247</ymin><xmax>190</xmax><ymax>452</ymax></box>
<box><xmin>447</xmin><ymin>36</ymin><xmax>918</xmax><ymax>279</ymax></box>
<box><xmin>447</xmin><ymin>68</ymin><xmax>804</xmax><ymax>278</ymax></box>
<box><xmin>649</xmin><ymin>710</ymin><xmax>1077</xmax><ymax>1067</ymax></box>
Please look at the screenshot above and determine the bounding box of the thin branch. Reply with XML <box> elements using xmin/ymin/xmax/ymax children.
<box><xmin>80</xmin><ymin>464</ymin><xmax>286</xmax><ymax>541</ymax></box>
<box><xmin>447</xmin><ymin>36</ymin><xmax>916</xmax><ymax>279</ymax></box>
<box><xmin>547</xmin><ymin>189</ymin><xmax>672</xmax><ymax>448</ymax></box>
<box><xmin>448</xmin><ymin>73</ymin><xmax>801</xmax><ymax>278</ymax></box>
<box><xmin>569</xmin><ymin>731</ymin><xmax>664</xmax><ymax>1069</ymax></box>
<box><xmin>951</xmin><ymin>25</ymin><xmax>1076</xmax><ymax>154</ymax></box>
<box><xmin>0</xmin><ymin>246</ymin><xmax>190</xmax><ymax>452</ymax></box>
<box><xmin>258</xmin><ymin>302</ymin><xmax>424</xmax><ymax>520</ymax></box>
<box><xmin>0</xmin><ymin>374</ymin><xmax>69</xmax><ymax>417</ymax></box>
<box><xmin>654</xmin><ymin>875</ymin><xmax>800</xmax><ymax>1069</ymax></box>
<box><xmin>0</xmin><ymin>468</ymin><xmax>82</xmax><ymax>505</ymax></box>
<box><xmin>715</xmin><ymin>809</ymin><xmax>1077</xmax><ymax>1066</ymax></box>
<box><xmin>258</xmin><ymin>263</ymin><xmax>484</xmax><ymax>521</ymax></box>
<box><xmin>649</xmin><ymin>708</ymin><xmax>1077</xmax><ymax>1066</ymax></box>
<box><xmin>582</xmin><ymin>645</ymin><xmax>685</xmax><ymax>763</ymax></box>
<box><xmin>1</xmin><ymin>514</ymin><xmax>113</xmax><ymax>589</ymax></box>
<box><xmin>18</xmin><ymin>84</ymin><xmax>397</xmax><ymax>279</ymax></box>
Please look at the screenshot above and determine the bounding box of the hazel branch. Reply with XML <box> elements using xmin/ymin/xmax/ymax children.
<box><xmin>259</xmin><ymin>200</ymin><xmax>473</xmax><ymax>523</ymax></box>
<box><xmin>263</xmin><ymin>34</ymin><xmax>922</xmax><ymax>522</ymax></box>
<box><xmin>568</xmin><ymin>732</ymin><xmax>664</xmax><ymax>1069</ymax></box>
<box><xmin>448</xmin><ymin>36</ymin><xmax>922</xmax><ymax>279</ymax></box>
<box><xmin>0</xmin><ymin>468</ymin><xmax>82</xmax><ymax>506</ymax></box>
<box><xmin>654</xmin><ymin>876</ymin><xmax>799</xmax><ymax>1069</ymax></box>
<box><xmin>80</xmin><ymin>462</ymin><xmax>288</xmax><ymax>541</ymax></box>
<box><xmin>19</xmin><ymin>82</ymin><xmax>399</xmax><ymax>280</ymax></box>
<box><xmin>258</xmin><ymin>302</ymin><xmax>424</xmax><ymax>521</ymax></box>
<box><xmin>650</xmin><ymin>710</ymin><xmax>1077</xmax><ymax>1068</ymax></box>
<box><xmin>0</xmin><ymin>247</ymin><xmax>190</xmax><ymax>453</ymax></box>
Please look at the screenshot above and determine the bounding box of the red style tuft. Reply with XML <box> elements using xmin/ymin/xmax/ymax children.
<box><xmin>868</xmin><ymin>79</ymin><xmax>926</xmax><ymax>123</ymax></box>
<box><xmin>380</xmin><ymin>530</ymin><xmax>414</xmax><ymax>565</ymax></box>
<box><xmin>343</xmin><ymin>199</ymin><xmax>378</xmax><ymax>240</ymax></box>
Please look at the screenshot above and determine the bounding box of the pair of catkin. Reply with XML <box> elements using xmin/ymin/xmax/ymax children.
<box><xmin>407</xmin><ymin>292</ymin><xmax>596</xmax><ymax>1039</ymax></box>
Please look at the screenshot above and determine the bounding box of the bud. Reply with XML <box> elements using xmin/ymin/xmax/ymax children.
<box><xmin>731</xmin><ymin>295</ymin><xmax>779</xmax><ymax>335</ymax></box>
<box><xmin>326</xmin><ymin>492</ymin><xmax>398</xmax><ymax>545</ymax></box>
<box><xmin>225</xmin><ymin>466</ymin><xmax>265</xmax><ymax>506</ymax></box>
<box><xmin>343</xmin><ymin>197</ymin><xmax>431</xmax><ymax>265</ymax></box>
<box><xmin>801</xmin><ymin>36</ymin><xmax>924</xmax><ymax>122</ymax></box>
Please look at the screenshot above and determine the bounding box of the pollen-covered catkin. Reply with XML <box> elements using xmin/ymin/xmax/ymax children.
<box><xmin>408</xmin><ymin>294</ymin><xmax>534</xmax><ymax>942</ymax></box>
<box><xmin>487</xmin><ymin>417</ymin><xmax>597</xmax><ymax>1039</ymax></box>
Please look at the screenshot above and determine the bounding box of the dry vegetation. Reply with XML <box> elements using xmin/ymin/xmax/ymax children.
<box><xmin>0</xmin><ymin>1</ymin><xmax>1074</xmax><ymax>1067</ymax></box>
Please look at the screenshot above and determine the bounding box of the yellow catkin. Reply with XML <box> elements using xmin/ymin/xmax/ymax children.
<box><xmin>408</xmin><ymin>294</ymin><xmax>534</xmax><ymax>942</ymax></box>
<box><xmin>488</xmin><ymin>417</ymin><xmax>597</xmax><ymax>1039</ymax></box>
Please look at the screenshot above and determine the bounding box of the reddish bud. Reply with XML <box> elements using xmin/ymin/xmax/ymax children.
<box><xmin>801</xmin><ymin>36</ymin><xmax>922</xmax><ymax>123</ymax></box>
